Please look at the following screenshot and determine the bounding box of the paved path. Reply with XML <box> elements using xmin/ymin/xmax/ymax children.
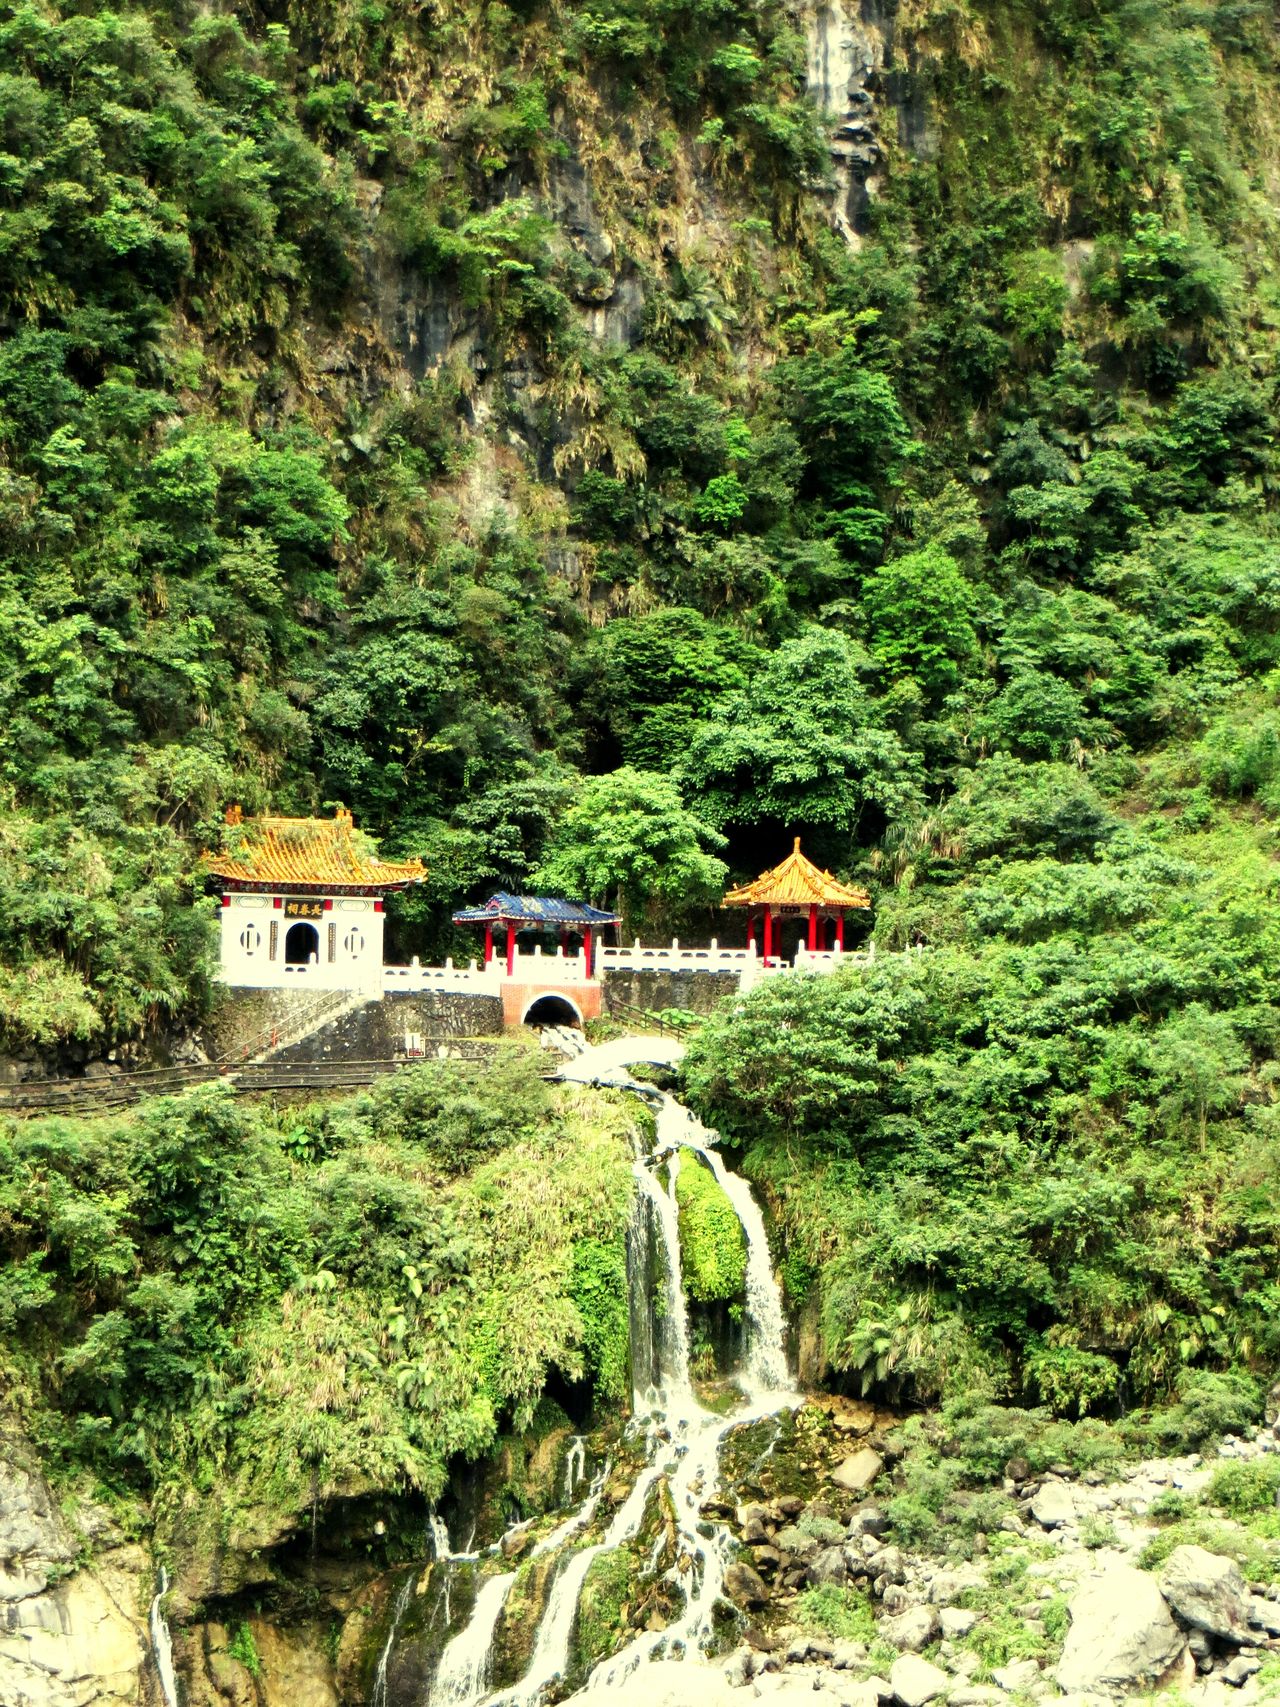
<box><xmin>555</xmin><ymin>1035</ymin><xmax>687</xmax><ymax>1084</ymax></box>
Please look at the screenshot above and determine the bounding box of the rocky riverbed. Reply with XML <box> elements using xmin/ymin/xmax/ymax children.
<box><xmin>704</xmin><ymin>1401</ymin><xmax>1280</xmax><ymax>1707</ymax></box>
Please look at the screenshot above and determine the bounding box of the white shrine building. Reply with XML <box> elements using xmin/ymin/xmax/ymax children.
<box><xmin>206</xmin><ymin>806</ymin><xmax>427</xmax><ymax>992</ymax></box>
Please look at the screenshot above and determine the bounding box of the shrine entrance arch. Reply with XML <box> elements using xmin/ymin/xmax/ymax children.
<box><xmin>284</xmin><ymin>921</ymin><xmax>320</xmax><ymax>965</ymax></box>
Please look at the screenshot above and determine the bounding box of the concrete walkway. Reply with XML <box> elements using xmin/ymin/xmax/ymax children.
<box><xmin>555</xmin><ymin>1035</ymin><xmax>687</xmax><ymax>1084</ymax></box>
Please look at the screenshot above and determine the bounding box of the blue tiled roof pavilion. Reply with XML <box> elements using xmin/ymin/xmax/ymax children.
<box><xmin>451</xmin><ymin>892</ymin><xmax>620</xmax><ymax>928</ymax></box>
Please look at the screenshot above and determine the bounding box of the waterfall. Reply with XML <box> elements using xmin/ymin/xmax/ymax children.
<box><xmin>656</xmin><ymin>1095</ymin><xmax>790</xmax><ymax>1396</ymax></box>
<box><xmin>625</xmin><ymin>1170</ymin><xmax>658</xmax><ymax>1405</ymax></box>
<box><xmin>562</xmin><ymin>1436</ymin><xmax>586</xmax><ymax>1502</ymax></box>
<box><xmin>148</xmin><ymin>1566</ymin><xmax>179</xmax><ymax>1707</ymax></box>
<box><xmin>533</xmin><ymin>1457</ymin><xmax>610</xmax><ymax>1557</ymax></box>
<box><xmin>371</xmin><ymin>1571</ymin><xmax>416</xmax><ymax>1707</ymax></box>
<box><xmin>428</xmin><ymin>1514</ymin><xmax>452</xmax><ymax>1561</ymax></box>
<box><xmin>629</xmin><ymin>1162</ymin><xmax>695</xmax><ymax>1416</ymax></box>
<box><xmin>431</xmin><ymin>1569</ymin><xmax>516</xmax><ymax>1707</ymax></box>
<box><xmin>499</xmin><ymin>1466</ymin><xmax>662</xmax><ymax>1707</ymax></box>
<box><xmin>696</xmin><ymin>1146</ymin><xmax>789</xmax><ymax>1396</ymax></box>
<box><xmin>410</xmin><ymin>1035</ymin><xmax>795</xmax><ymax>1707</ymax></box>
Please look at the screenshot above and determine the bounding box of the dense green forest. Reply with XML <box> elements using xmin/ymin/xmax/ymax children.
<box><xmin>0</xmin><ymin>1052</ymin><xmax>637</xmax><ymax>1513</ymax></box>
<box><xmin>3</xmin><ymin>0</ymin><xmax>1280</xmax><ymax>1430</ymax></box>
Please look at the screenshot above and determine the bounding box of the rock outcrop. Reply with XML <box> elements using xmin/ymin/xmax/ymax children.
<box><xmin>0</xmin><ymin>1427</ymin><xmax>149</xmax><ymax>1707</ymax></box>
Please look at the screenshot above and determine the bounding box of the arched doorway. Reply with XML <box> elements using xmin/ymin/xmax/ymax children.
<box><xmin>284</xmin><ymin>921</ymin><xmax>320</xmax><ymax>966</ymax></box>
<box><xmin>522</xmin><ymin>993</ymin><xmax>583</xmax><ymax>1029</ymax></box>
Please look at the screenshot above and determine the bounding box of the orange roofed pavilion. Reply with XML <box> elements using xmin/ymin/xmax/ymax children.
<box><xmin>206</xmin><ymin>806</ymin><xmax>426</xmax><ymax>992</ymax></box>
<box><xmin>723</xmin><ymin>837</ymin><xmax>869</xmax><ymax>963</ymax></box>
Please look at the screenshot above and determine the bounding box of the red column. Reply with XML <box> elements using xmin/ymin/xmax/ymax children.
<box><xmin>484</xmin><ymin>923</ymin><xmax>493</xmax><ymax>965</ymax></box>
<box><xmin>506</xmin><ymin>923</ymin><xmax>516</xmax><ymax>977</ymax></box>
<box><xmin>763</xmin><ymin>908</ymin><xmax>772</xmax><ymax>965</ymax></box>
<box><xmin>584</xmin><ymin>926</ymin><xmax>593</xmax><ymax>979</ymax></box>
<box><xmin>836</xmin><ymin>912</ymin><xmax>845</xmax><ymax>951</ymax></box>
<box><xmin>808</xmin><ymin>904</ymin><xmax>819</xmax><ymax>950</ymax></box>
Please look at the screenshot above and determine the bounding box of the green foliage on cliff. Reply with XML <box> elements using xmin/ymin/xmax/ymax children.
<box><xmin>674</xmin><ymin>1154</ymin><xmax>746</xmax><ymax>1304</ymax></box>
<box><xmin>2</xmin><ymin>0</ymin><xmax>1277</xmax><ymax>1064</ymax></box>
<box><xmin>683</xmin><ymin>789</ymin><xmax>1280</xmax><ymax>1406</ymax></box>
<box><xmin>3</xmin><ymin>0</ymin><xmax>1280</xmax><ymax>1426</ymax></box>
<box><xmin>569</xmin><ymin>1236</ymin><xmax>630</xmax><ymax>1401</ymax></box>
<box><xmin>0</xmin><ymin>1052</ymin><xmax>635</xmax><ymax>1512</ymax></box>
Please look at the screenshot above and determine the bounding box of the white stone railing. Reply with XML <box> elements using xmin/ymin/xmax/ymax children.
<box><xmin>382</xmin><ymin>958</ymin><xmax>493</xmax><ymax>993</ymax></box>
<box><xmin>380</xmin><ymin>939</ymin><xmax>900</xmax><ymax>996</ymax></box>
<box><xmin>509</xmin><ymin>945</ymin><xmax>590</xmax><ymax>983</ymax></box>
<box><xmin>598</xmin><ymin>938</ymin><xmax>759</xmax><ymax>975</ymax></box>
<box><xmin>793</xmin><ymin>943</ymin><xmax>876</xmax><ymax>974</ymax></box>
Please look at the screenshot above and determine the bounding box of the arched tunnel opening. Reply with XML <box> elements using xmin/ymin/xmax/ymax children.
<box><xmin>522</xmin><ymin>994</ymin><xmax>583</xmax><ymax>1029</ymax></box>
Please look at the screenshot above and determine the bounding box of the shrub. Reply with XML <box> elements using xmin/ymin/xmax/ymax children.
<box><xmin>1207</xmin><ymin>1459</ymin><xmax>1280</xmax><ymax>1518</ymax></box>
<box><xmin>797</xmin><ymin>1585</ymin><xmax>877</xmax><ymax>1644</ymax></box>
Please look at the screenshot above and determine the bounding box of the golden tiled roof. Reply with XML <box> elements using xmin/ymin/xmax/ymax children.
<box><xmin>206</xmin><ymin>806</ymin><xmax>427</xmax><ymax>891</ymax></box>
<box><xmin>723</xmin><ymin>838</ymin><xmax>870</xmax><ymax>910</ymax></box>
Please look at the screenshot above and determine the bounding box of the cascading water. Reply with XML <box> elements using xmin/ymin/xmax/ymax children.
<box><xmin>371</xmin><ymin>1571</ymin><xmax>416</xmax><ymax>1707</ymax></box>
<box><xmin>148</xmin><ymin>1566</ymin><xmax>179</xmax><ymax>1707</ymax></box>
<box><xmin>432</xmin><ymin>1569</ymin><xmax>517</xmax><ymax>1707</ymax></box>
<box><xmin>384</xmin><ymin>1036</ymin><xmax>791</xmax><ymax>1707</ymax></box>
<box><xmin>628</xmin><ymin>1162</ymin><xmax>695</xmax><ymax>1416</ymax></box>
<box><xmin>562</xmin><ymin>1436</ymin><xmax>586</xmax><ymax>1502</ymax></box>
<box><xmin>497</xmin><ymin>1465</ymin><xmax>664</xmax><ymax>1707</ymax></box>
<box><xmin>476</xmin><ymin>1036</ymin><xmax>796</xmax><ymax>1706</ymax></box>
<box><xmin>661</xmin><ymin>1101</ymin><xmax>790</xmax><ymax>1398</ymax></box>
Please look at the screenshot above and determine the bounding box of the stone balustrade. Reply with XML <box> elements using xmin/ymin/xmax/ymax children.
<box><xmin>380</xmin><ymin>938</ymin><xmax>892</xmax><ymax>995</ymax></box>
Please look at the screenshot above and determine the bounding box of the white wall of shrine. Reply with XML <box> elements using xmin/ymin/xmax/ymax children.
<box><xmin>218</xmin><ymin>893</ymin><xmax>386</xmax><ymax>992</ymax></box>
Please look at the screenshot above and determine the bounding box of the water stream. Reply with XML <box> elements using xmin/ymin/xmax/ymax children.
<box><xmin>432</xmin><ymin>1569</ymin><xmax>518</xmax><ymax>1706</ymax></box>
<box><xmin>410</xmin><ymin>1035</ymin><xmax>794</xmax><ymax>1707</ymax></box>
<box><xmin>372</xmin><ymin>1572</ymin><xmax>417</xmax><ymax>1707</ymax></box>
<box><xmin>148</xmin><ymin>1566</ymin><xmax>179</xmax><ymax>1707</ymax></box>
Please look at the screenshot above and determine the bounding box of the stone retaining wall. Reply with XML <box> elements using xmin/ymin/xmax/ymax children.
<box><xmin>271</xmin><ymin>990</ymin><xmax>504</xmax><ymax>1063</ymax></box>
<box><xmin>602</xmin><ymin>968</ymin><xmax>741</xmax><ymax>1017</ymax></box>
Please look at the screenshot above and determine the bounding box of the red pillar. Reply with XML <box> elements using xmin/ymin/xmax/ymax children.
<box><xmin>506</xmin><ymin>923</ymin><xmax>516</xmax><ymax>977</ymax></box>
<box><xmin>584</xmin><ymin>926</ymin><xmax>593</xmax><ymax>979</ymax></box>
<box><xmin>808</xmin><ymin>904</ymin><xmax>819</xmax><ymax>951</ymax></box>
<box><xmin>763</xmin><ymin>908</ymin><xmax>772</xmax><ymax>965</ymax></box>
<box><xmin>484</xmin><ymin>922</ymin><xmax>494</xmax><ymax>965</ymax></box>
<box><xmin>836</xmin><ymin>912</ymin><xmax>845</xmax><ymax>951</ymax></box>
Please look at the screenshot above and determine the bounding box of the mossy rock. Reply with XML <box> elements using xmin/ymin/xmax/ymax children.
<box><xmin>719</xmin><ymin>1406</ymin><xmax>843</xmax><ymax>1502</ymax></box>
<box><xmin>489</xmin><ymin>1552</ymin><xmax>560</xmax><ymax>1688</ymax></box>
<box><xmin>675</xmin><ymin>1156</ymin><xmax>747</xmax><ymax>1303</ymax></box>
<box><xmin>569</xmin><ymin>1546</ymin><xmax>634</xmax><ymax>1681</ymax></box>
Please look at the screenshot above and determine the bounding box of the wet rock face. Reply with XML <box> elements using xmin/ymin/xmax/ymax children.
<box><xmin>804</xmin><ymin>0</ymin><xmax>887</xmax><ymax>245</ymax></box>
<box><xmin>0</xmin><ymin>1430</ymin><xmax>148</xmax><ymax>1707</ymax></box>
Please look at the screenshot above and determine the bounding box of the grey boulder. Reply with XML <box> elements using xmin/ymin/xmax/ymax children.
<box><xmin>833</xmin><ymin>1448</ymin><xmax>885</xmax><ymax>1494</ymax></box>
<box><xmin>1030</xmin><ymin>1481</ymin><xmax>1076</xmax><ymax>1528</ymax></box>
<box><xmin>889</xmin><ymin>1654</ymin><xmax>950</xmax><ymax>1707</ymax></box>
<box><xmin>806</xmin><ymin>1545</ymin><xmax>850</xmax><ymax>1587</ymax></box>
<box><xmin>1056</xmin><ymin>1567</ymin><xmax>1185</xmax><ymax>1694</ymax></box>
<box><xmin>882</xmin><ymin>1605</ymin><xmax>940</xmax><ymax>1653</ymax></box>
<box><xmin>1159</xmin><ymin>1545</ymin><xmax>1250</xmax><ymax>1641</ymax></box>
